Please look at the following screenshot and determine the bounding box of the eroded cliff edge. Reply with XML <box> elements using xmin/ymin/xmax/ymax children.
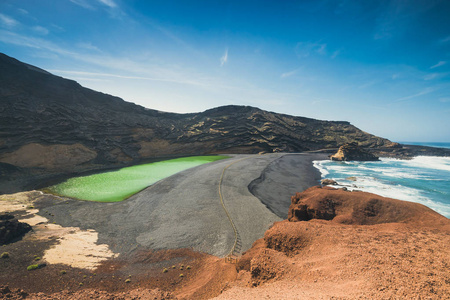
<box><xmin>221</xmin><ymin>186</ymin><xmax>450</xmax><ymax>299</ymax></box>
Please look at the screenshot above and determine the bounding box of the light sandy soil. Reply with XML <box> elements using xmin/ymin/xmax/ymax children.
<box><xmin>1</xmin><ymin>191</ymin><xmax>116</xmax><ymax>270</ymax></box>
<box><xmin>43</xmin><ymin>228</ymin><xmax>116</xmax><ymax>269</ymax></box>
<box><xmin>0</xmin><ymin>190</ymin><xmax>40</xmax><ymax>213</ymax></box>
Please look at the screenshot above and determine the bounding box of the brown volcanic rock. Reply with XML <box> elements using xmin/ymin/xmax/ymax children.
<box><xmin>0</xmin><ymin>143</ymin><xmax>97</xmax><ymax>170</ymax></box>
<box><xmin>218</xmin><ymin>188</ymin><xmax>450</xmax><ymax>299</ymax></box>
<box><xmin>330</xmin><ymin>142</ymin><xmax>379</xmax><ymax>161</ymax></box>
<box><xmin>288</xmin><ymin>186</ymin><xmax>448</xmax><ymax>225</ymax></box>
<box><xmin>0</xmin><ymin>213</ymin><xmax>32</xmax><ymax>245</ymax></box>
<box><xmin>320</xmin><ymin>178</ymin><xmax>337</xmax><ymax>185</ymax></box>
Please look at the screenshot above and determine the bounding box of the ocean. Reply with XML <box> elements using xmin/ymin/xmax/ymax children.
<box><xmin>400</xmin><ymin>142</ymin><xmax>450</xmax><ymax>149</ymax></box>
<box><xmin>314</xmin><ymin>143</ymin><xmax>450</xmax><ymax>218</ymax></box>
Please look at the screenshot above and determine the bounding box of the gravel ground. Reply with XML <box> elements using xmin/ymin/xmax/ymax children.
<box><xmin>34</xmin><ymin>153</ymin><xmax>324</xmax><ymax>258</ymax></box>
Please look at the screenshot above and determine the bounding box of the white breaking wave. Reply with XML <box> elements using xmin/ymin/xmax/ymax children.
<box><xmin>401</xmin><ymin>156</ymin><xmax>450</xmax><ymax>172</ymax></box>
<box><xmin>313</xmin><ymin>160</ymin><xmax>329</xmax><ymax>177</ymax></box>
<box><xmin>313</xmin><ymin>157</ymin><xmax>450</xmax><ymax>218</ymax></box>
<box><xmin>330</xmin><ymin>176</ymin><xmax>450</xmax><ymax>217</ymax></box>
<box><xmin>356</xmin><ymin>165</ymin><xmax>427</xmax><ymax>180</ymax></box>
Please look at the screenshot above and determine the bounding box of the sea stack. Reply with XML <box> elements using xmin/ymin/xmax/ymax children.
<box><xmin>330</xmin><ymin>142</ymin><xmax>379</xmax><ymax>161</ymax></box>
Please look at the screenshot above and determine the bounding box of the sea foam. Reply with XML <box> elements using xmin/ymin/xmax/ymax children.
<box><xmin>314</xmin><ymin>156</ymin><xmax>450</xmax><ymax>218</ymax></box>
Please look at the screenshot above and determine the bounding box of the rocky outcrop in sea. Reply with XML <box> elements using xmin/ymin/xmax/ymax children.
<box><xmin>330</xmin><ymin>142</ymin><xmax>379</xmax><ymax>161</ymax></box>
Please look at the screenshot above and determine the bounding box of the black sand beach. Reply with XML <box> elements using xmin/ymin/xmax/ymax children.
<box><xmin>249</xmin><ymin>153</ymin><xmax>327</xmax><ymax>219</ymax></box>
<box><xmin>29</xmin><ymin>153</ymin><xmax>326</xmax><ymax>258</ymax></box>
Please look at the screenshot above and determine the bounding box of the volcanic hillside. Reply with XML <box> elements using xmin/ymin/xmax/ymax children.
<box><xmin>0</xmin><ymin>53</ymin><xmax>397</xmax><ymax>191</ymax></box>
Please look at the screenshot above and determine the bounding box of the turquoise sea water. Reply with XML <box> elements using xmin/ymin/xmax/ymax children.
<box><xmin>47</xmin><ymin>155</ymin><xmax>227</xmax><ymax>202</ymax></box>
<box><xmin>314</xmin><ymin>154</ymin><xmax>450</xmax><ymax>218</ymax></box>
<box><xmin>401</xmin><ymin>142</ymin><xmax>450</xmax><ymax>149</ymax></box>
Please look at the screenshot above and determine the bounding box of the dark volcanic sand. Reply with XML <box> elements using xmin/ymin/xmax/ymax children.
<box><xmin>33</xmin><ymin>154</ymin><xmax>281</xmax><ymax>257</ymax></box>
<box><xmin>31</xmin><ymin>153</ymin><xmax>326</xmax><ymax>258</ymax></box>
<box><xmin>249</xmin><ymin>153</ymin><xmax>327</xmax><ymax>219</ymax></box>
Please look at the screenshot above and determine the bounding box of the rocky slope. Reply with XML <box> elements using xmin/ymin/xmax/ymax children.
<box><xmin>1</xmin><ymin>53</ymin><xmax>448</xmax><ymax>193</ymax></box>
<box><xmin>219</xmin><ymin>186</ymin><xmax>450</xmax><ymax>299</ymax></box>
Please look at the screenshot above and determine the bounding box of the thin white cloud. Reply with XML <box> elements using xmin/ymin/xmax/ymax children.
<box><xmin>49</xmin><ymin>70</ymin><xmax>208</xmax><ymax>86</ymax></box>
<box><xmin>0</xmin><ymin>29</ymin><xmax>73</xmax><ymax>53</ymax></box>
<box><xmin>295</xmin><ymin>41</ymin><xmax>327</xmax><ymax>57</ymax></box>
<box><xmin>358</xmin><ymin>80</ymin><xmax>377</xmax><ymax>89</ymax></box>
<box><xmin>77</xmin><ymin>42</ymin><xmax>101</xmax><ymax>52</ymax></box>
<box><xmin>51</xmin><ymin>24</ymin><xmax>65</xmax><ymax>32</ymax></box>
<box><xmin>330</xmin><ymin>49</ymin><xmax>340</xmax><ymax>59</ymax></box>
<box><xmin>439</xmin><ymin>35</ymin><xmax>450</xmax><ymax>44</ymax></box>
<box><xmin>311</xmin><ymin>98</ymin><xmax>331</xmax><ymax>105</ymax></box>
<box><xmin>70</xmin><ymin>77</ymin><xmax>109</xmax><ymax>82</ymax></box>
<box><xmin>150</xmin><ymin>20</ymin><xmax>201</xmax><ymax>56</ymax></box>
<box><xmin>97</xmin><ymin>0</ymin><xmax>117</xmax><ymax>8</ymax></box>
<box><xmin>281</xmin><ymin>69</ymin><xmax>299</xmax><ymax>79</ymax></box>
<box><xmin>17</xmin><ymin>8</ymin><xmax>29</xmax><ymax>15</ymax></box>
<box><xmin>0</xmin><ymin>29</ymin><xmax>296</xmax><ymax>106</ymax></box>
<box><xmin>33</xmin><ymin>26</ymin><xmax>49</xmax><ymax>35</ymax></box>
<box><xmin>430</xmin><ymin>61</ymin><xmax>446</xmax><ymax>69</ymax></box>
<box><xmin>220</xmin><ymin>48</ymin><xmax>228</xmax><ymax>67</ymax></box>
<box><xmin>423</xmin><ymin>73</ymin><xmax>439</xmax><ymax>81</ymax></box>
<box><xmin>69</xmin><ymin>0</ymin><xmax>95</xmax><ymax>10</ymax></box>
<box><xmin>423</xmin><ymin>72</ymin><xmax>448</xmax><ymax>81</ymax></box>
<box><xmin>394</xmin><ymin>87</ymin><xmax>435</xmax><ymax>102</ymax></box>
<box><xmin>439</xmin><ymin>97</ymin><xmax>450</xmax><ymax>103</ymax></box>
<box><xmin>374</xmin><ymin>1</ymin><xmax>437</xmax><ymax>41</ymax></box>
<box><xmin>391</xmin><ymin>73</ymin><xmax>400</xmax><ymax>80</ymax></box>
<box><xmin>0</xmin><ymin>13</ymin><xmax>19</xmax><ymax>27</ymax></box>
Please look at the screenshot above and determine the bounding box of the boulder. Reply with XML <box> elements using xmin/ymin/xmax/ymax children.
<box><xmin>330</xmin><ymin>142</ymin><xmax>379</xmax><ymax>161</ymax></box>
<box><xmin>0</xmin><ymin>213</ymin><xmax>32</xmax><ymax>245</ymax></box>
<box><xmin>321</xmin><ymin>179</ymin><xmax>337</xmax><ymax>185</ymax></box>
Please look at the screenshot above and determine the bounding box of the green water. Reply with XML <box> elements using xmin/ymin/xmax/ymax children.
<box><xmin>47</xmin><ymin>155</ymin><xmax>228</xmax><ymax>202</ymax></box>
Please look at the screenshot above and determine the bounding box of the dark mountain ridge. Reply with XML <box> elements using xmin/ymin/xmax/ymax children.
<box><xmin>1</xmin><ymin>53</ymin><xmax>449</xmax><ymax>193</ymax></box>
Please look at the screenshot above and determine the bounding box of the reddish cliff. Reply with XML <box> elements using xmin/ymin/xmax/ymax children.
<box><xmin>226</xmin><ymin>186</ymin><xmax>450</xmax><ymax>299</ymax></box>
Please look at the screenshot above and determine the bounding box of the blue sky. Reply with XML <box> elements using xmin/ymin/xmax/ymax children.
<box><xmin>1</xmin><ymin>0</ymin><xmax>449</xmax><ymax>142</ymax></box>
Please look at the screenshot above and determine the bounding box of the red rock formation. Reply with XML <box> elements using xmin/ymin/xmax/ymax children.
<box><xmin>226</xmin><ymin>187</ymin><xmax>450</xmax><ymax>299</ymax></box>
<box><xmin>288</xmin><ymin>186</ymin><xmax>448</xmax><ymax>225</ymax></box>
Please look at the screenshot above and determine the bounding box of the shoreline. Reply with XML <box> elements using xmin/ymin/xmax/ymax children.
<box><xmin>2</xmin><ymin>151</ymin><xmax>450</xmax><ymax>299</ymax></box>
<box><xmin>2</xmin><ymin>142</ymin><xmax>449</xmax><ymax>196</ymax></box>
<box><xmin>313</xmin><ymin>156</ymin><xmax>450</xmax><ymax>219</ymax></box>
<box><xmin>249</xmin><ymin>153</ymin><xmax>328</xmax><ymax>219</ymax></box>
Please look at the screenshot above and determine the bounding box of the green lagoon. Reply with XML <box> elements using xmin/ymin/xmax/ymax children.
<box><xmin>47</xmin><ymin>155</ymin><xmax>227</xmax><ymax>202</ymax></box>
